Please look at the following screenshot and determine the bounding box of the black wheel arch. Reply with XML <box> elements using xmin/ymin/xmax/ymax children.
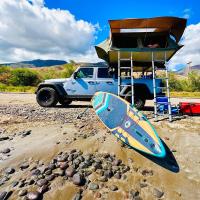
<box><xmin>36</xmin><ymin>83</ymin><xmax>67</xmax><ymax>99</ymax></box>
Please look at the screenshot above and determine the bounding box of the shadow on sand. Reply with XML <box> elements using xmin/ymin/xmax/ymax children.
<box><xmin>56</xmin><ymin>104</ymin><xmax>92</xmax><ymax>109</ymax></box>
<box><xmin>129</xmin><ymin>139</ymin><xmax>180</xmax><ymax>173</ymax></box>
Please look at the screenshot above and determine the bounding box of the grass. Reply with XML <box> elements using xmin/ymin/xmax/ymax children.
<box><xmin>170</xmin><ymin>92</ymin><xmax>200</xmax><ymax>98</ymax></box>
<box><xmin>0</xmin><ymin>83</ymin><xmax>36</xmax><ymax>93</ymax></box>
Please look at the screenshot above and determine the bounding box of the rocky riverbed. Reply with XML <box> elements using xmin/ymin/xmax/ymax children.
<box><xmin>0</xmin><ymin>93</ymin><xmax>200</xmax><ymax>200</ymax></box>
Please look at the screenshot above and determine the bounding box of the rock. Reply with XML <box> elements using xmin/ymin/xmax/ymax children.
<box><xmin>122</xmin><ymin>166</ymin><xmax>130</xmax><ymax>173</ymax></box>
<box><xmin>72</xmin><ymin>192</ymin><xmax>82</xmax><ymax>200</ymax></box>
<box><xmin>129</xmin><ymin>190</ymin><xmax>140</xmax><ymax>198</ymax></box>
<box><xmin>112</xmin><ymin>159</ymin><xmax>122</xmax><ymax>166</ymax></box>
<box><xmin>1</xmin><ymin>148</ymin><xmax>11</xmax><ymax>154</ymax></box>
<box><xmin>20</xmin><ymin>163</ymin><xmax>29</xmax><ymax>170</ymax></box>
<box><xmin>37</xmin><ymin>185</ymin><xmax>49</xmax><ymax>194</ymax></box>
<box><xmin>93</xmin><ymin>163</ymin><xmax>102</xmax><ymax>170</ymax></box>
<box><xmin>88</xmin><ymin>183</ymin><xmax>99</xmax><ymax>191</ymax></box>
<box><xmin>110</xmin><ymin>185</ymin><xmax>118</xmax><ymax>191</ymax></box>
<box><xmin>36</xmin><ymin>179</ymin><xmax>48</xmax><ymax>187</ymax></box>
<box><xmin>46</xmin><ymin>174</ymin><xmax>55</xmax><ymax>181</ymax></box>
<box><xmin>18</xmin><ymin>189</ymin><xmax>27</xmax><ymax>196</ymax></box>
<box><xmin>0</xmin><ymin>191</ymin><xmax>12</xmax><ymax>199</ymax></box>
<box><xmin>18</xmin><ymin>180</ymin><xmax>25</xmax><ymax>188</ymax></box>
<box><xmin>28</xmin><ymin>179</ymin><xmax>35</xmax><ymax>185</ymax></box>
<box><xmin>140</xmin><ymin>182</ymin><xmax>148</xmax><ymax>188</ymax></box>
<box><xmin>45</xmin><ymin>169</ymin><xmax>52</xmax><ymax>175</ymax></box>
<box><xmin>0</xmin><ymin>191</ymin><xmax>8</xmax><ymax>199</ymax></box>
<box><xmin>12</xmin><ymin>181</ymin><xmax>19</xmax><ymax>187</ymax></box>
<box><xmin>114</xmin><ymin>172</ymin><xmax>121</xmax><ymax>179</ymax></box>
<box><xmin>21</xmin><ymin>130</ymin><xmax>31</xmax><ymax>137</ymax></box>
<box><xmin>26</xmin><ymin>191</ymin><xmax>40</xmax><ymax>200</ymax></box>
<box><xmin>31</xmin><ymin>169</ymin><xmax>41</xmax><ymax>176</ymax></box>
<box><xmin>54</xmin><ymin>168</ymin><xmax>64</xmax><ymax>176</ymax></box>
<box><xmin>153</xmin><ymin>188</ymin><xmax>164</xmax><ymax>198</ymax></box>
<box><xmin>5</xmin><ymin>167</ymin><xmax>15</xmax><ymax>175</ymax></box>
<box><xmin>94</xmin><ymin>192</ymin><xmax>101</xmax><ymax>198</ymax></box>
<box><xmin>0</xmin><ymin>176</ymin><xmax>9</xmax><ymax>186</ymax></box>
<box><xmin>122</xmin><ymin>174</ymin><xmax>127</xmax><ymax>180</ymax></box>
<box><xmin>141</xmin><ymin>169</ymin><xmax>153</xmax><ymax>176</ymax></box>
<box><xmin>104</xmin><ymin>170</ymin><xmax>113</xmax><ymax>178</ymax></box>
<box><xmin>0</xmin><ymin>137</ymin><xmax>9</xmax><ymax>141</ymax></box>
<box><xmin>65</xmin><ymin>167</ymin><xmax>75</xmax><ymax>177</ymax></box>
<box><xmin>48</xmin><ymin>163</ymin><xmax>56</xmax><ymax>170</ymax></box>
<box><xmin>72</xmin><ymin>173</ymin><xmax>85</xmax><ymax>186</ymax></box>
<box><xmin>59</xmin><ymin>162</ymin><xmax>69</xmax><ymax>170</ymax></box>
<box><xmin>98</xmin><ymin>176</ymin><xmax>108</xmax><ymax>182</ymax></box>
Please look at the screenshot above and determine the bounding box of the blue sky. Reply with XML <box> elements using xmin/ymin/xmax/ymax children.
<box><xmin>45</xmin><ymin>0</ymin><xmax>200</xmax><ymax>44</ymax></box>
<box><xmin>0</xmin><ymin>0</ymin><xmax>199</xmax><ymax>66</ymax></box>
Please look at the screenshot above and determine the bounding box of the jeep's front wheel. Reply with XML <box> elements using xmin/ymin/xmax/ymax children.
<box><xmin>125</xmin><ymin>91</ymin><xmax>145</xmax><ymax>110</ymax></box>
<box><xmin>36</xmin><ymin>87</ymin><xmax>58</xmax><ymax>107</ymax></box>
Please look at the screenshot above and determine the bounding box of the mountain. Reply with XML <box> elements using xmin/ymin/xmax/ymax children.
<box><xmin>1</xmin><ymin>59</ymin><xmax>67</xmax><ymax>68</ymax></box>
<box><xmin>191</xmin><ymin>65</ymin><xmax>200</xmax><ymax>71</ymax></box>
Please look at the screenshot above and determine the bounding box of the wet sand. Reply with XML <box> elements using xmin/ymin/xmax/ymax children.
<box><xmin>0</xmin><ymin>93</ymin><xmax>200</xmax><ymax>200</ymax></box>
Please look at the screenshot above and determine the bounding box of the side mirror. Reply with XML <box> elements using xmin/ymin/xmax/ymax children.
<box><xmin>73</xmin><ymin>72</ymin><xmax>77</xmax><ymax>79</ymax></box>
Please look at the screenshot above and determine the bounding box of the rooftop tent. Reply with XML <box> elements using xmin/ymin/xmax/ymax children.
<box><xmin>95</xmin><ymin>17</ymin><xmax>187</xmax><ymax>71</ymax></box>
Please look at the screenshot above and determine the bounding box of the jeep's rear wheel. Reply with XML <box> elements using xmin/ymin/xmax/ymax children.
<box><xmin>125</xmin><ymin>91</ymin><xmax>145</xmax><ymax>110</ymax></box>
<box><xmin>36</xmin><ymin>87</ymin><xmax>58</xmax><ymax>107</ymax></box>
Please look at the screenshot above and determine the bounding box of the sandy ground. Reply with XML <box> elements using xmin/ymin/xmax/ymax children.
<box><xmin>0</xmin><ymin>93</ymin><xmax>200</xmax><ymax>200</ymax></box>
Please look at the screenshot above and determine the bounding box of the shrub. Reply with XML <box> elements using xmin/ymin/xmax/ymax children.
<box><xmin>62</xmin><ymin>63</ymin><xmax>76</xmax><ymax>78</ymax></box>
<box><xmin>9</xmin><ymin>68</ymin><xmax>40</xmax><ymax>86</ymax></box>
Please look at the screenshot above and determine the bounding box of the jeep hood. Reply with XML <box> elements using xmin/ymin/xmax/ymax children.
<box><xmin>44</xmin><ymin>78</ymin><xmax>70</xmax><ymax>83</ymax></box>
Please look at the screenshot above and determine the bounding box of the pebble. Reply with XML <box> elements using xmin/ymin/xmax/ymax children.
<box><xmin>5</xmin><ymin>167</ymin><xmax>15</xmax><ymax>175</ymax></box>
<box><xmin>98</xmin><ymin>176</ymin><xmax>108</xmax><ymax>182</ymax></box>
<box><xmin>72</xmin><ymin>173</ymin><xmax>85</xmax><ymax>186</ymax></box>
<box><xmin>20</xmin><ymin>163</ymin><xmax>29</xmax><ymax>170</ymax></box>
<box><xmin>1</xmin><ymin>148</ymin><xmax>11</xmax><ymax>154</ymax></box>
<box><xmin>54</xmin><ymin>168</ymin><xmax>64</xmax><ymax>176</ymax></box>
<box><xmin>94</xmin><ymin>192</ymin><xmax>101</xmax><ymax>198</ymax></box>
<box><xmin>110</xmin><ymin>185</ymin><xmax>118</xmax><ymax>191</ymax></box>
<box><xmin>36</xmin><ymin>179</ymin><xmax>48</xmax><ymax>187</ymax></box>
<box><xmin>112</xmin><ymin>159</ymin><xmax>122</xmax><ymax>166</ymax></box>
<box><xmin>12</xmin><ymin>181</ymin><xmax>19</xmax><ymax>187</ymax></box>
<box><xmin>140</xmin><ymin>182</ymin><xmax>148</xmax><ymax>188</ymax></box>
<box><xmin>72</xmin><ymin>192</ymin><xmax>82</xmax><ymax>200</ymax></box>
<box><xmin>31</xmin><ymin>169</ymin><xmax>41</xmax><ymax>176</ymax></box>
<box><xmin>104</xmin><ymin>170</ymin><xmax>113</xmax><ymax>178</ymax></box>
<box><xmin>0</xmin><ymin>177</ymin><xmax>9</xmax><ymax>186</ymax></box>
<box><xmin>46</xmin><ymin>174</ymin><xmax>55</xmax><ymax>181</ymax></box>
<box><xmin>89</xmin><ymin>183</ymin><xmax>99</xmax><ymax>190</ymax></box>
<box><xmin>65</xmin><ymin>167</ymin><xmax>75</xmax><ymax>177</ymax></box>
<box><xmin>0</xmin><ymin>191</ymin><xmax>8</xmax><ymax>199</ymax></box>
<box><xmin>18</xmin><ymin>189</ymin><xmax>27</xmax><ymax>196</ymax></box>
<box><xmin>153</xmin><ymin>188</ymin><xmax>164</xmax><ymax>198</ymax></box>
<box><xmin>26</xmin><ymin>191</ymin><xmax>40</xmax><ymax>200</ymax></box>
<box><xmin>21</xmin><ymin>130</ymin><xmax>31</xmax><ymax>137</ymax></box>
<box><xmin>114</xmin><ymin>172</ymin><xmax>121</xmax><ymax>179</ymax></box>
<box><xmin>59</xmin><ymin>162</ymin><xmax>69</xmax><ymax>170</ymax></box>
<box><xmin>0</xmin><ymin>137</ymin><xmax>9</xmax><ymax>141</ymax></box>
<box><xmin>45</xmin><ymin>169</ymin><xmax>52</xmax><ymax>175</ymax></box>
<box><xmin>37</xmin><ymin>185</ymin><xmax>49</xmax><ymax>194</ymax></box>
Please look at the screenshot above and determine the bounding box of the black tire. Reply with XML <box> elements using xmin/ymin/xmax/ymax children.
<box><xmin>36</xmin><ymin>87</ymin><xmax>58</xmax><ymax>107</ymax></box>
<box><xmin>58</xmin><ymin>99</ymin><xmax>72</xmax><ymax>106</ymax></box>
<box><xmin>125</xmin><ymin>91</ymin><xmax>145</xmax><ymax>110</ymax></box>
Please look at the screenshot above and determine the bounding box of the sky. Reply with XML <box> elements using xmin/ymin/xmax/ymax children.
<box><xmin>0</xmin><ymin>0</ymin><xmax>200</xmax><ymax>68</ymax></box>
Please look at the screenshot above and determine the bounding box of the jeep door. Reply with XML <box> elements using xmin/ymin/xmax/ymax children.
<box><xmin>64</xmin><ymin>67</ymin><xmax>96</xmax><ymax>97</ymax></box>
<box><xmin>95</xmin><ymin>67</ymin><xmax>117</xmax><ymax>94</ymax></box>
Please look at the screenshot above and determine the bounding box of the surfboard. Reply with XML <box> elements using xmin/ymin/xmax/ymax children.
<box><xmin>91</xmin><ymin>92</ymin><xmax>166</xmax><ymax>158</ymax></box>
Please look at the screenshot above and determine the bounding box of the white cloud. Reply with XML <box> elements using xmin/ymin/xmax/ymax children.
<box><xmin>183</xmin><ymin>8</ymin><xmax>191</xmax><ymax>19</ymax></box>
<box><xmin>0</xmin><ymin>0</ymin><xmax>100</xmax><ymax>63</ymax></box>
<box><xmin>169</xmin><ymin>23</ymin><xmax>200</xmax><ymax>67</ymax></box>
